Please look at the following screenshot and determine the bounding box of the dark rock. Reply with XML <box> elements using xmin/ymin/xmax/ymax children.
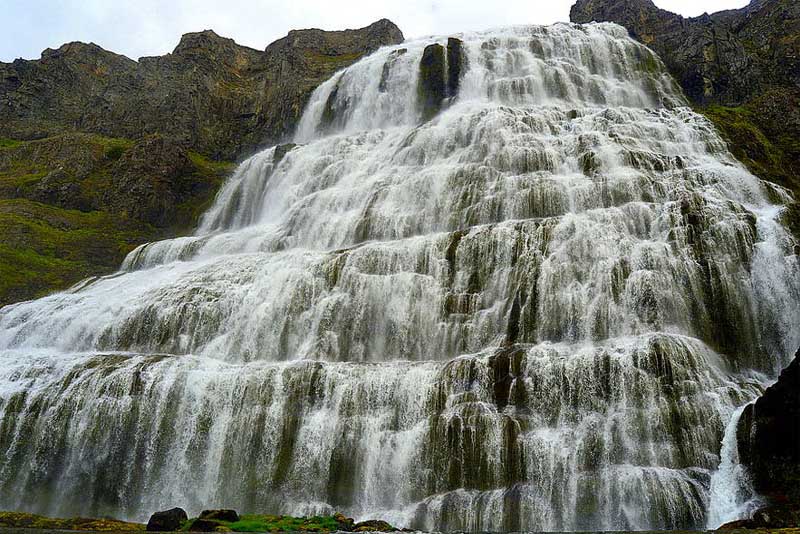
<box><xmin>737</xmin><ymin>350</ymin><xmax>800</xmax><ymax>502</ymax></box>
<box><xmin>379</xmin><ymin>48</ymin><xmax>407</xmax><ymax>92</ymax></box>
<box><xmin>352</xmin><ymin>519</ymin><xmax>397</xmax><ymax>532</ymax></box>
<box><xmin>718</xmin><ymin>503</ymin><xmax>800</xmax><ymax>529</ymax></box>
<box><xmin>446</xmin><ymin>38</ymin><xmax>465</xmax><ymax>98</ymax></box>
<box><xmin>186</xmin><ymin>518</ymin><xmax>223</xmax><ymax>532</ymax></box>
<box><xmin>146</xmin><ymin>507</ymin><xmax>188</xmax><ymax>532</ymax></box>
<box><xmin>105</xmin><ymin>134</ymin><xmax>194</xmax><ymax>227</ymax></box>
<box><xmin>418</xmin><ymin>44</ymin><xmax>447</xmax><ymax>121</ymax></box>
<box><xmin>0</xmin><ymin>20</ymin><xmax>404</xmax><ymax>160</ymax></box>
<box><xmin>273</xmin><ymin>143</ymin><xmax>297</xmax><ymax>165</ymax></box>
<box><xmin>198</xmin><ymin>510</ymin><xmax>239</xmax><ymax>522</ymax></box>
<box><xmin>334</xmin><ymin>512</ymin><xmax>355</xmax><ymax>531</ymax></box>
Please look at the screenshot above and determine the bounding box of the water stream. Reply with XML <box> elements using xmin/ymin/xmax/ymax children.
<box><xmin>0</xmin><ymin>22</ymin><xmax>798</xmax><ymax>531</ymax></box>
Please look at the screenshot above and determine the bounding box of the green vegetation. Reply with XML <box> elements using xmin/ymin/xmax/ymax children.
<box><xmin>0</xmin><ymin>199</ymin><xmax>155</xmax><ymax>304</ymax></box>
<box><xmin>183</xmin><ymin>514</ymin><xmax>342</xmax><ymax>532</ymax></box>
<box><xmin>0</xmin><ymin>511</ymin><xmax>145</xmax><ymax>531</ymax></box>
<box><xmin>0</xmin><ymin>138</ymin><xmax>22</xmax><ymax>149</ymax></box>
<box><xmin>0</xmin><ymin>134</ymin><xmax>234</xmax><ymax>305</ymax></box>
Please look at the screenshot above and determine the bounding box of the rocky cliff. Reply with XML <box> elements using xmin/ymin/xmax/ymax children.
<box><xmin>0</xmin><ymin>20</ymin><xmax>403</xmax><ymax>305</ymax></box>
<box><xmin>570</xmin><ymin>0</ymin><xmax>800</xmax><ymax>238</ymax></box>
<box><xmin>0</xmin><ymin>19</ymin><xmax>403</xmax><ymax>160</ymax></box>
<box><xmin>737</xmin><ymin>351</ymin><xmax>800</xmax><ymax>503</ymax></box>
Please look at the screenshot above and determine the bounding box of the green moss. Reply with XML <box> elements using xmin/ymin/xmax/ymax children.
<box><xmin>0</xmin><ymin>138</ymin><xmax>22</xmax><ymax>149</ymax></box>
<box><xmin>182</xmin><ymin>514</ymin><xmax>349</xmax><ymax>533</ymax></box>
<box><xmin>0</xmin><ymin>511</ymin><xmax>145</xmax><ymax>531</ymax></box>
<box><xmin>0</xmin><ymin>199</ymin><xmax>155</xmax><ymax>305</ymax></box>
<box><xmin>304</xmin><ymin>51</ymin><xmax>365</xmax><ymax>66</ymax></box>
<box><xmin>0</xmin><ymin>134</ymin><xmax>234</xmax><ymax>305</ymax></box>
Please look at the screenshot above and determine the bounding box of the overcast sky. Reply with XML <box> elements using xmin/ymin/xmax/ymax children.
<box><xmin>1</xmin><ymin>0</ymin><xmax>750</xmax><ymax>63</ymax></box>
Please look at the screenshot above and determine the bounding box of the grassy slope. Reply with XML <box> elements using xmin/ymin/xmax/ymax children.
<box><xmin>0</xmin><ymin>135</ymin><xmax>233</xmax><ymax>305</ymax></box>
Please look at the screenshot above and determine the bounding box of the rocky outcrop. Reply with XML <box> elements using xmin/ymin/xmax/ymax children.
<box><xmin>0</xmin><ymin>20</ymin><xmax>404</xmax><ymax>160</ymax></box>
<box><xmin>569</xmin><ymin>0</ymin><xmax>800</xmax><ymax>239</ymax></box>
<box><xmin>418</xmin><ymin>44</ymin><xmax>447</xmax><ymax>121</ymax></box>
<box><xmin>146</xmin><ymin>508</ymin><xmax>188</xmax><ymax>532</ymax></box>
<box><xmin>737</xmin><ymin>351</ymin><xmax>800</xmax><ymax>503</ymax></box>
<box><xmin>570</xmin><ymin>0</ymin><xmax>798</xmax><ymax>105</ymax></box>
<box><xmin>417</xmin><ymin>38</ymin><xmax>466</xmax><ymax>121</ymax></box>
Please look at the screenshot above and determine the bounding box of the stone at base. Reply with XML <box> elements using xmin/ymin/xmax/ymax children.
<box><xmin>146</xmin><ymin>507</ymin><xmax>188</xmax><ymax>532</ymax></box>
<box><xmin>718</xmin><ymin>503</ymin><xmax>800</xmax><ymax>529</ymax></box>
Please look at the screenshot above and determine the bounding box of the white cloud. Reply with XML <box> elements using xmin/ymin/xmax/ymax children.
<box><xmin>0</xmin><ymin>0</ymin><xmax>750</xmax><ymax>62</ymax></box>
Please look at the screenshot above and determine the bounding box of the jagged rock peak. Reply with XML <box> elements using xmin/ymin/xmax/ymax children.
<box><xmin>270</xmin><ymin>18</ymin><xmax>404</xmax><ymax>55</ymax></box>
<box><xmin>172</xmin><ymin>29</ymin><xmax>244</xmax><ymax>55</ymax></box>
<box><xmin>39</xmin><ymin>41</ymin><xmax>134</xmax><ymax>62</ymax></box>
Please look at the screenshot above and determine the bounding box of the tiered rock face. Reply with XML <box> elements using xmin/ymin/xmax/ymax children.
<box><xmin>569</xmin><ymin>0</ymin><xmax>800</xmax><ymax>238</ymax></box>
<box><xmin>0</xmin><ymin>20</ymin><xmax>404</xmax><ymax>305</ymax></box>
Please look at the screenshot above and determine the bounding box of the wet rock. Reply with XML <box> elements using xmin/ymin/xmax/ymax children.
<box><xmin>446</xmin><ymin>37</ymin><xmax>465</xmax><ymax>97</ymax></box>
<box><xmin>187</xmin><ymin>518</ymin><xmax>224</xmax><ymax>532</ymax></box>
<box><xmin>334</xmin><ymin>512</ymin><xmax>355</xmax><ymax>531</ymax></box>
<box><xmin>418</xmin><ymin>43</ymin><xmax>446</xmax><ymax>121</ymax></box>
<box><xmin>379</xmin><ymin>48</ymin><xmax>407</xmax><ymax>92</ymax></box>
<box><xmin>352</xmin><ymin>519</ymin><xmax>397</xmax><ymax>532</ymax></box>
<box><xmin>146</xmin><ymin>507</ymin><xmax>188</xmax><ymax>531</ymax></box>
<box><xmin>737</xmin><ymin>350</ymin><xmax>800</xmax><ymax>502</ymax></box>
<box><xmin>273</xmin><ymin>143</ymin><xmax>297</xmax><ymax>165</ymax></box>
<box><xmin>718</xmin><ymin>503</ymin><xmax>800</xmax><ymax>529</ymax></box>
<box><xmin>199</xmin><ymin>510</ymin><xmax>240</xmax><ymax>522</ymax></box>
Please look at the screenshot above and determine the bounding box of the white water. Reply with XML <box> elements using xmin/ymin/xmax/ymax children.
<box><xmin>0</xmin><ymin>23</ymin><xmax>798</xmax><ymax>531</ymax></box>
<box><xmin>706</xmin><ymin>406</ymin><xmax>764</xmax><ymax>529</ymax></box>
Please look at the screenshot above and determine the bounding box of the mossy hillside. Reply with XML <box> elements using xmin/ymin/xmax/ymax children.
<box><xmin>699</xmin><ymin>98</ymin><xmax>800</xmax><ymax>239</ymax></box>
<box><xmin>0</xmin><ymin>134</ymin><xmax>234</xmax><ymax>305</ymax></box>
<box><xmin>0</xmin><ymin>199</ymin><xmax>154</xmax><ymax>305</ymax></box>
<box><xmin>0</xmin><ymin>510</ymin><xmax>144</xmax><ymax>531</ymax></box>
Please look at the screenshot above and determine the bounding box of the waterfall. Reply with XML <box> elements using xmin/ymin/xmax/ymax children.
<box><xmin>0</xmin><ymin>22</ymin><xmax>798</xmax><ymax>531</ymax></box>
<box><xmin>706</xmin><ymin>406</ymin><xmax>763</xmax><ymax>529</ymax></box>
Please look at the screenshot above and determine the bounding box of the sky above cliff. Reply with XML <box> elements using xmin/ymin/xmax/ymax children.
<box><xmin>1</xmin><ymin>0</ymin><xmax>750</xmax><ymax>62</ymax></box>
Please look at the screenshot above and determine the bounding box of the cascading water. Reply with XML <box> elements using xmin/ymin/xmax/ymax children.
<box><xmin>0</xmin><ymin>22</ymin><xmax>798</xmax><ymax>531</ymax></box>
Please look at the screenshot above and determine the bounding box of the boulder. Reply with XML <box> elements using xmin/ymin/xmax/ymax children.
<box><xmin>187</xmin><ymin>519</ymin><xmax>223</xmax><ymax>532</ymax></box>
<box><xmin>334</xmin><ymin>512</ymin><xmax>355</xmax><ymax>531</ymax></box>
<box><xmin>146</xmin><ymin>507</ymin><xmax>188</xmax><ymax>532</ymax></box>
<box><xmin>198</xmin><ymin>510</ymin><xmax>240</xmax><ymax>522</ymax></box>
<box><xmin>352</xmin><ymin>519</ymin><xmax>396</xmax><ymax>532</ymax></box>
<box><xmin>418</xmin><ymin>44</ymin><xmax>446</xmax><ymax>121</ymax></box>
<box><xmin>718</xmin><ymin>503</ymin><xmax>800</xmax><ymax>529</ymax></box>
<box><xmin>737</xmin><ymin>351</ymin><xmax>800</xmax><ymax>502</ymax></box>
